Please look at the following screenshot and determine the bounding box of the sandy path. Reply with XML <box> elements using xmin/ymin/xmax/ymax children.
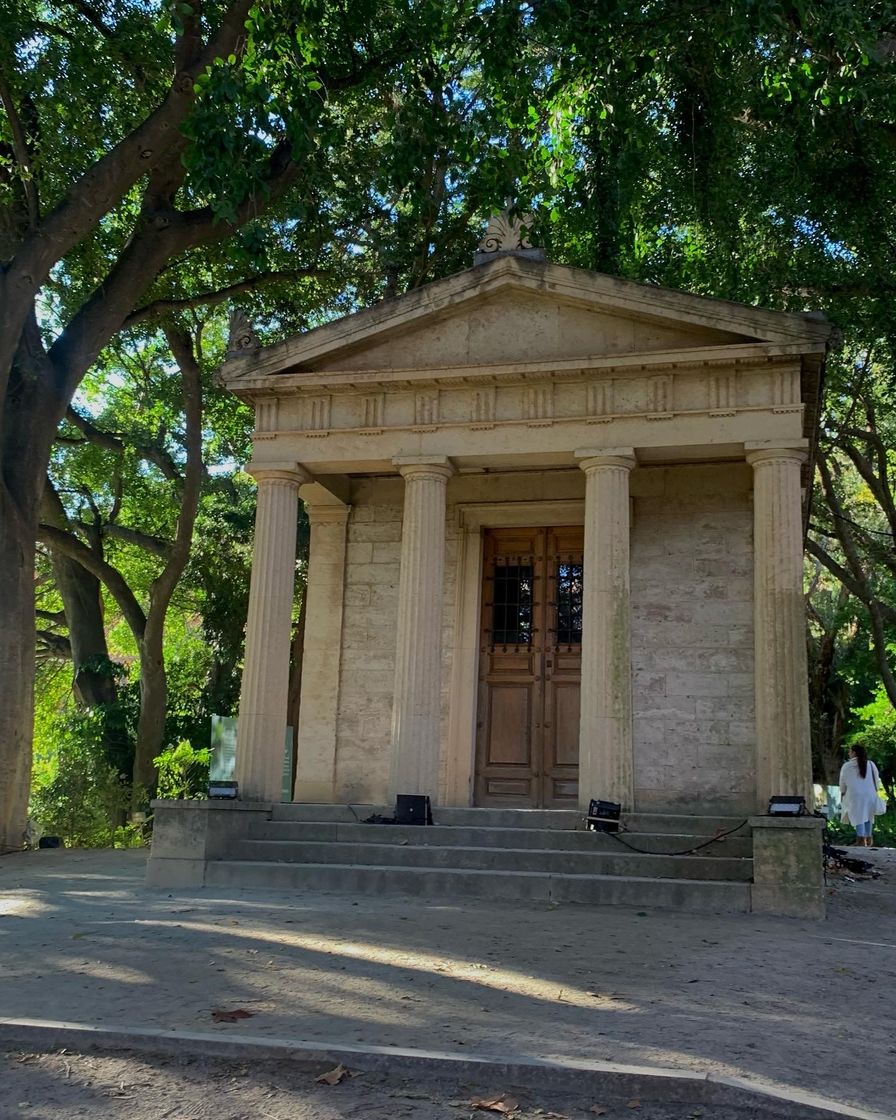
<box><xmin>1</xmin><ymin>847</ymin><xmax>894</xmax><ymax>1115</ymax></box>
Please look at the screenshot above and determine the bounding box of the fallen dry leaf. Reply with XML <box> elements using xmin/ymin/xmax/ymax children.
<box><xmin>470</xmin><ymin>1093</ymin><xmax>520</xmax><ymax>1114</ymax></box>
<box><xmin>210</xmin><ymin>1008</ymin><xmax>255</xmax><ymax>1023</ymax></box>
<box><xmin>627</xmin><ymin>1101</ymin><xmax>641</xmax><ymax>1110</ymax></box>
<box><xmin>315</xmin><ymin>1064</ymin><xmax>354</xmax><ymax>1086</ymax></box>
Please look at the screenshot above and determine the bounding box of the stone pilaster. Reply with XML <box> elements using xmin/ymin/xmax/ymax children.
<box><xmin>235</xmin><ymin>462</ymin><xmax>307</xmax><ymax>802</ymax></box>
<box><xmin>389</xmin><ymin>457</ymin><xmax>454</xmax><ymax>802</ymax></box>
<box><xmin>293</xmin><ymin>501</ymin><xmax>350</xmax><ymax>803</ymax></box>
<box><xmin>747</xmin><ymin>447</ymin><xmax>813</xmax><ymax>807</ymax></box>
<box><xmin>576</xmin><ymin>449</ymin><xmax>637</xmax><ymax>810</ymax></box>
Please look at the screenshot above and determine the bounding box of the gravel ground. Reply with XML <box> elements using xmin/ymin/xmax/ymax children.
<box><xmin>0</xmin><ymin>1047</ymin><xmax>827</xmax><ymax>1120</ymax></box>
<box><xmin>1</xmin><ymin>846</ymin><xmax>894</xmax><ymax>1118</ymax></box>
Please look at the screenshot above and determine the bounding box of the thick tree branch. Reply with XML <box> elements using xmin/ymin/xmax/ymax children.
<box><xmin>123</xmin><ymin>271</ymin><xmax>324</xmax><ymax>328</ymax></box>
<box><xmin>36</xmin><ymin>608</ymin><xmax>67</xmax><ymax>625</ymax></box>
<box><xmin>36</xmin><ymin>523</ymin><xmax>147</xmax><ymax>640</ymax></box>
<box><xmin>36</xmin><ymin>629</ymin><xmax>73</xmax><ymax>660</ymax></box>
<box><xmin>811</xmin><ymin>453</ymin><xmax>896</xmax><ymax>708</ymax></box>
<box><xmin>63</xmin><ymin>406</ymin><xmax>124</xmax><ymax>453</ymax></box>
<box><xmin>838</xmin><ymin>408</ymin><xmax>896</xmax><ymax>538</ymax></box>
<box><xmin>804</xmin><ymin>536</ymin><xmax>896</xmax><ymax>622</ymax></box>
<box><xmin>0</xmin><ymin>69</ymin><xmax>39</xmax><ymax>227</ymax></box>
<box><xmin>98</xmin><ymin>522</ymin><xmax>173</xmax><ymax>559</ymax></box>
<box><xmin>0</xmin><ymin>0</ymin><xmax>254</xmax><ymax>396</ymax></box>
<box><xmin>55</xmin><ymin>0</ymin><xmax>119</xmax><ymax>42</ymax></box>
<box><xmin>48</xmin><ymin>142</ymin><xmax>299</xmax><ymax>399</ymax></box>
<box><xmin>63</xmin><ymin>405</ymin><xmax>182</xmax><ymax>482</ymax></box>
<box><xmin>156</xmin><ymin>325</ymin><xmax>203</xmax><ymax>604</ymax></box>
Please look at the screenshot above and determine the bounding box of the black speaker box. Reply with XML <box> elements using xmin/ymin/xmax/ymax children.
<box><xmin>586</xmin><ymin>798</ymin><xmax>621</xmax><ymax>833</ymax></box>
<box><xmin>395</xmin><ymin>794</ymin><xmax>433</xmax><ymax>826</ymax></box>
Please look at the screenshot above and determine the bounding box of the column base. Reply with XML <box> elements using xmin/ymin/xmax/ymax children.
<box><xmin>749</xmin><ymin>816</ymin><xmax>825</xmax><ymax>919</ymax></box>
<box><xmin>146</xmin><ymin>799</ymin><xmax>272</xmax><ymax>888</ymax></box>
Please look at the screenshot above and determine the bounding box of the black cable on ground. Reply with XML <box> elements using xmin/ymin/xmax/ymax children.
<box><xmin>599</xmin><ymin>818</ymin><xmax>750</xmax><ymax>857</ymax></box>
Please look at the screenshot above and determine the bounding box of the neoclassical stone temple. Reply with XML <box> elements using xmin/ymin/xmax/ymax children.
<box><xmin>219</xmin><ymin>233</ymin><xmax>833</xmax><ymax>827</ymax></box>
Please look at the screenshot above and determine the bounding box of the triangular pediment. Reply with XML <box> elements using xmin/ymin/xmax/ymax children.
<box><xmin>222</xmin><ymin>257</ymin><xmax>831</xmax><ymax>387</ymax></box>
<box><xmin>311</xmin><ymin>286</ymin><xmax>750</xmax><ymax>373</ymax></box>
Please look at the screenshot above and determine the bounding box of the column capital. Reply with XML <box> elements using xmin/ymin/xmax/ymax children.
<box><xmin>394</xmin><ymin>455</ymin><xmax>455</xmax><ymax>483</ymax></box>
<box><xmin>244</xmin><ymin>460</ymin><xmax>311</xmax><ymax>486</ymax></box>
<box><xmin>575</xmin><ymin>447</ymin><xmax>637</xmax><ymax>473</ymax></box>
<box><xmin>745</xmin><ymin>446</ymin><xmax>808</xmax><ymax>469</ymax></box>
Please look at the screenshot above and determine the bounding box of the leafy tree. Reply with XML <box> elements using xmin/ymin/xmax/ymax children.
<box><xmin>807</xmin><ymin>350</ymin><xmax>896</xmax><ymax>712</ymax></box>
<box><xmin>1</xmin><ymin>0</ymin><xmax>501</xmax><ymax>849</ymax></box>
<box><xmin>38</xmin><ymin>322</ymin><xmax>205</xmax><ymax>797</ymax></box>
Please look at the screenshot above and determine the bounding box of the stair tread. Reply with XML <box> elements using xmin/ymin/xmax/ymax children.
<box><xmin>241</xmin><ymin>839</ymin><xmax>750</xmax><ymax>862</ymax></box>
<box><xmin>215</xmin><ymin>858</ymin><xmax>751</xmax><ymax>887</ymax></box>
<box><xmin>260</xmin><ymin>821</ymin><xmax>749</xmax><ymax>836</ymax></box>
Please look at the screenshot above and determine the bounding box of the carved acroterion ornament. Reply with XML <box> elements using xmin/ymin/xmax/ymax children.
<box><xmin>227</xmin><ymin>307</ymin><xmax>260</xmax><ymax>357</ymax></box>
<box><xmin>478</xmin><ymin>206</ymin><xmax>534</xmax><ymax>253</ymax></box>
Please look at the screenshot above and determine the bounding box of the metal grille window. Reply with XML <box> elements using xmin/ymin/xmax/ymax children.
<box><xmin>555</xmin><ymin>562</ymin><xmax>583</xmax><ymax>645</ymax></box>
<box><xmin>491</xmin><ymin>563</ymin><xmax>533</xmax><ymax>646</ymax></box>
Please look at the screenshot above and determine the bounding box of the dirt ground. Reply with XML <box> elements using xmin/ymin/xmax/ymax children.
<box><xmin>0</xmin><ymin>1047</ymin><xmax>794</xmax><ymax>1120</ymax></box>
<box><xmin>1</xmin><ymin>846</ymin><xmax>894</xmax><ymax>1118</ymax></box>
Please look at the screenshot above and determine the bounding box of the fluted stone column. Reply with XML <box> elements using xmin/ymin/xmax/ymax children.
<box><xmin>747</xmin><ymin>447</ymin><xmax>813</xmax><ymax>807</ymax></box>
<box><xmin>389</xmin><ymin>457</ymin><xmax>454</xmax><ymax>802</ymax></box>
<box><xmin>293</xmin><ymin>501</ymin><xmax>349</xmax><ymax>803</ymax></box>
<box><xmin>235</xmin><ymin>461</ymin><xmax>307</xmax><ymax>801</ymax></box>
<box><xmin>576</xmin><ymin>449</ymin><xmax>637</xmax><ymax>811</ymax></box>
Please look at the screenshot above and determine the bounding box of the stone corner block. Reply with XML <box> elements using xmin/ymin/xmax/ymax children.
<box><xmin>749</xmin><ymin>815</ymin><xmax>825</xmax><ymax>919</ymax></box>
<box><xmin>147</xmin><ymin>799</ymin><xmax>272</xmax><ymax>883</ymax></box>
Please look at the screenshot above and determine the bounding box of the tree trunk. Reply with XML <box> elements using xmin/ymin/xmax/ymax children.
<box><xmin>133</xmin><ymin>624</ymin><xmax>167</xmax><ymax>800</ymax></box>
<box><xmin>129</xmin><ymin>326</ymin><xmax>205</xmax><ymax>800</ymax></box>
<box><xmin>0</xmin><ymin>491</ymin><xmax>37</xmax><ymax>853</ymax></box>
<box><xmin>41</xmin><ymin>481</ymin><xmax>131</xmax><ymax>775</ymax></box>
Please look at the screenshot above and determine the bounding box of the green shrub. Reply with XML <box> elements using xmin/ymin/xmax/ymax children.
<box><xmin>153</xmin><ymin>741</ymin><xmax>211</xmax><ymax>800</ymax></box>
<box><xmin>826</xmin><ymin>810</ymin><xmax>896</xmax><ymax>848</ymax></box>
<box><xmin>30</xmin><ymin>707</ymin><xmax>132</xmax><ymax>847</ymax></box>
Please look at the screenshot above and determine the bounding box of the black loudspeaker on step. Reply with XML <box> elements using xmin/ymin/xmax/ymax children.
<box><xmin>586</xmin><ymin>798</ymin><xmax>621</xmax><ymax>833</ymax></box>
<box><xmin>395</xmin><ymin>794</ymin><xmax>434</xmax><ymax>826</ymax></box>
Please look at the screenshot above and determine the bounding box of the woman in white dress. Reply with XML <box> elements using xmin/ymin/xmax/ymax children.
<box><xmin>839</xmin><ymin>745</ymin><xmax>882</xmax><ymax>847</ymax></box>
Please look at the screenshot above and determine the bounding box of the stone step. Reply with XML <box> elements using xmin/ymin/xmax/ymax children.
<box><xmin>249</xmin><ymin>820</ymin><xmax>753</xmax><ymax>858</ymax></box>
<box><xmin>230</xmin><ymin>838</ymin><xmax>752</xmax><ymax>882</ymax></box>
<box><xmin>270</xmin><ymin>802</ymin><xmax>750</xmax><ymax>836</ymax></box>
<box><xmin>204</xmin><ymin>859</ymin><xmax>751</xmax><ymax>912</ymax></box>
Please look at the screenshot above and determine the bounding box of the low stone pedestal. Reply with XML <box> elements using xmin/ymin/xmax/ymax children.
<box><xmin>146</xmin><ymin>799</ymin><xmax>271</xmax><ymax>888</ymax></box>
<box><xmin>750</xmin><ymin>816</ymin><xmax>825</xmax><ymax>919</ymax></box>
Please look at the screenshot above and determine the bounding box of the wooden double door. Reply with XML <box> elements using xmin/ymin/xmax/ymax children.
<box><xmin>474</xmin><ymin>527</ymin><xmax>583</xmax><ymax>808</ymax></box>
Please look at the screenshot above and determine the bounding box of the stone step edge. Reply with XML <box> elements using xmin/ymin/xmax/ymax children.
<box><xmin>239</xmin><ymin>840</ymin><xmax>753</xmax><ymax>866</ymax></box>
<box><xmin>258</xmin><ymin>823</ymin><xmax>751</xmax><ymax>844</ymax></box>
<box><xmin>274</xmin><ymin>804</ymin><xmax>751</xmax><ymax>825</ymax></box>
<box><xmin>213</xmin><ymin>860</ymin><xmax>752</xmax><ymax>889</ymax></box>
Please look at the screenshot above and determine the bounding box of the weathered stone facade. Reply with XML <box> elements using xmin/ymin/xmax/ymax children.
<box><xmin>303</xmin><ymin>464</ymin><xmax>757</xmax><ymax>814</ymax></box>
<box><xmin>219</xmin><ymin>254</ymin><xmax>832</xmax><ymax>820</ymax></box>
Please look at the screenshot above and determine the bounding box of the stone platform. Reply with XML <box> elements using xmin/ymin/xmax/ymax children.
<box><xmin>149</xmin><ymin>801</ymin><xmax>761</xmax><ymax>913</ymax></box>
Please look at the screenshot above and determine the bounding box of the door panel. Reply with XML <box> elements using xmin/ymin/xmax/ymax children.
<box><xmin>475</xmin><ymin>526</ymin><xmax>582</xmax><ymax>808</ymax></box>
<box><xmin>486</xmin><ymin>685</ymin><xmax>533</xmax><ymax>765</ymax></box>
<box><xmin>475</xmin><ymin>528</ymin><xmax>544</xmax><ymax>807</ymax></box>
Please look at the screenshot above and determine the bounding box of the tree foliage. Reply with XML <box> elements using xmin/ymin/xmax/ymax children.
<box><xmin>1</xmin><ymin>0</ymin><xmax>522</xmax><ymax>848</ymax></box>
<box><xmin>7</xmin><ymin>1</ymin><xmax>896</xmax><ymax>845</ymax></box>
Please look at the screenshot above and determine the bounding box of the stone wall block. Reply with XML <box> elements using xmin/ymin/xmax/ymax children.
<box><xmin>751</xmin><ymin>817</ymin><xmax>824</xmax><ymax>918</ymax></box>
